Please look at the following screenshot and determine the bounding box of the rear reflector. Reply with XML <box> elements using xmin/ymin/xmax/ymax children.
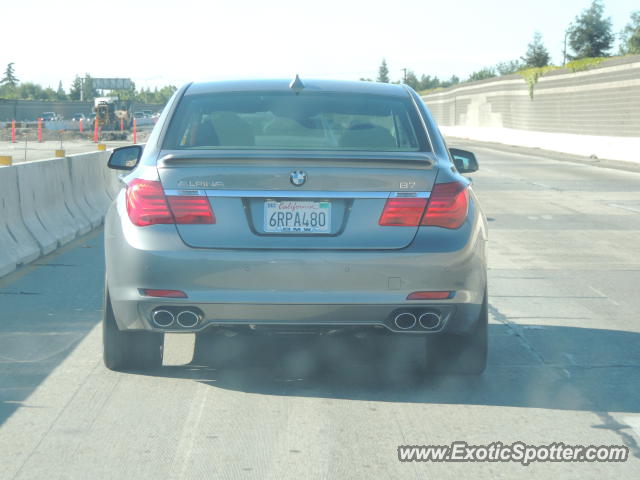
<box><xmin>421</xmin><ymin>182</ymin><xmax>468</xmax><ymax>229</ymax></box>
<box><xmin>126</xmin><ymin>179</ymin><xmax>214</xmax><ymax>226</ymax></box>
<box><xmin>141</xmin><ymin>289</ymin><xmax>188</xmax><ymax>298</ymax></box>
<box><xmin>378</xmin><ymin>198</ymin><xmax>428</xmax><ymax>226</ymax></box>
<box><xmin>407</xmin><ymin>291</ymin><xmax>453</xmax><ymax>300</ymax></box>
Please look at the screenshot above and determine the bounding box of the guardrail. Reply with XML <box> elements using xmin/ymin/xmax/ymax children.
<box><xmin>0</xmin><ymin>150</ymin><xmax>120</xmax><ymax>277</ymax></box>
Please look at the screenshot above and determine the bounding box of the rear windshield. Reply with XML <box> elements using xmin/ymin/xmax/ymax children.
<box><xmin>162</xmin><ymin>91</ymin><xmax>428</xmax><ymax>152</ymax></box>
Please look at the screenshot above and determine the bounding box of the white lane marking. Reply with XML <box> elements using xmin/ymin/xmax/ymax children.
<box><xmin>169</xmin><ymin>382</ymin><xmax>209</xmax><ymax>479</ymax></box>
<box><xmin>530</xmin><ymin>182</ymin><xmax>553</xmax><ymax>189</ymax></box>
<box><xmin>608</xmin><ymin>203</ymin><xmax>640</xmax><ymax>214</ymax></box>
<box><xmin>623</xmin><ymin>416</ymin><xmax>640</xmax><ymax>439</ymax></box>
<box><xmin>588</xmin><ymin>285</ymin><xmax>620</xmax><ymax>306</ymax></box>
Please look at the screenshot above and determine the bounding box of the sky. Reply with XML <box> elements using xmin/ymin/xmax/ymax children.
<box><xmin>2</xmin><ymin>0</ymin><xmax>638</xmax><ymax>91</ymax></box>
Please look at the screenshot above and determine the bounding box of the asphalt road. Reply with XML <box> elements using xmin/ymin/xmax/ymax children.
<box><xmin>1</xmin><ymin>140</ymin><xmax>639</xmax><ymax>479</ymax></box>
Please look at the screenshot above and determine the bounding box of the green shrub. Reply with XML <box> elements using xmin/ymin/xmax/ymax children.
<box><xmin>518</xmin><ymin>66</ymin><xmax>560</xmax><ymax>99</ymax></box>
<box><xmin>565</xmin><ymin>57</ymin><xmax>607</xmax><ymax>72</ymax></box>
<box><xmin>418</xmin><ymin>86</ymin><xmax>445</xmax><ymax>96</ymax></box>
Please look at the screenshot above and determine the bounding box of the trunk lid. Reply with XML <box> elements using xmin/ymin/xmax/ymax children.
<box><xmin>157</xmin><ymin>151</ymin><xmax>438</xmax><ymax>250</ymax></box>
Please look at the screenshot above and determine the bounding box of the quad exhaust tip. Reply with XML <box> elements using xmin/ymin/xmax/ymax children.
<box><xmin>176</xmin><ymin>310</ymin><xmax>200</xmax><ymax>328</ymax></box>
<box><xmin>394</xmin><ymin>312</ymin><xmax>417</xmax><ymax>330</ymax></box>
<box><xmin>152</xmin><ymin>309</ymin><xmax>174</xmax><ymax>328</ymax></box>
<box><xmin>419</xmin><ymin>312</ymin><xmax>441</xmax><ymax>330</ymax></box>
<box><xmin>392</xmin><ymin>311</ymin><xmax>442</xmax><ymax>331</ymax></box>
<box><xmin>151</xmin><ymin>308</ymin><xmax>201</xmax><ymax>329</ymax></box>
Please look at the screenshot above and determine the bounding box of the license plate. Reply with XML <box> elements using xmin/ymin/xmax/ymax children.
<box><xmin>264</xmin><ymin>200</ymin><xmax>331</xmax><ymax>233</ymax></box>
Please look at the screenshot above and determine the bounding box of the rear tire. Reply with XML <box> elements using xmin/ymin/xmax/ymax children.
<box><xmin>424</xmin><ymin>290</ymin><xmax>488</xmax><ymax>375</ymax></box>
<box><xmin>103</xmin><ymin>290</ymin><xmax>164</xmax><ymax>371</ymax></box>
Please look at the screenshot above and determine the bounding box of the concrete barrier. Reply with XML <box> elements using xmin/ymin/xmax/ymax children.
<box><xmin>16</xmin><ymin>167</ymin><xmax>58</xmax><ymax>255</ymax></box>
<box><xmin>17</xmin><ymin>160</ymin><xmax>78</xmax><ymax>251</ymax></box>
<box><xmin>0</xmin><ymin>166</ymin><xmax>41</xmax><ymax>272</ymax></box>
<box><xmin>0</xmin><ymin>167</ymin><xmax>19</xmax><ymax>276</ymax></box>
<box><xmin>102</xmin><ymin>160</ymin><xmax>123</xmax><ymax>200</ymax></box>
<box><xmin>59</xmin><ymin>158</ymin><xmax>92</xmax><ymax>235</ymax></box>
<box><xmin>0</xmin><ymin>147</ymin><xmax>128</xmax><ymax>279</ymax></box>
<box><xmin>68</xmin><ymin>152</ymin><xmax>113</xmax><ymax>228</ymax></box>
<box><xmin>0</xmin><ymin>224</ymin><xmax>16</xmax><ymax>277</ymax></box>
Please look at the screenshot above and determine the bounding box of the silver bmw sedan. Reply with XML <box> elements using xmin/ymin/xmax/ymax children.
<box><xmin>104</xmin><ymin>77</ymin><xmax>488</xmax><ymax>374</ymax></box>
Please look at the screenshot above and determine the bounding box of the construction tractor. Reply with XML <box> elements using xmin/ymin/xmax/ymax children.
<box><xmin>93</xmin><ymin>97</ymin><xmax>132</xmax><ymax>131</ymax></box>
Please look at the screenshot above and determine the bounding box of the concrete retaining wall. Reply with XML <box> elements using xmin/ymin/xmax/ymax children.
<box><xmin>0</xmin><ymin>151</ymin><xmax>121</xmax><ymax>278</ymax></box>
<box><xmin>422</xmin><ymin>55</ymin><xmax>640</xmax><ymax>162</ymax></box>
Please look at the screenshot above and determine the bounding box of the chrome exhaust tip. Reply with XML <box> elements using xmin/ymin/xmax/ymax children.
<box><xmin>419</xmin><ymin>312</ymin><xmax>441</xmax><ymax>330</ymax></box>
<box><xmin>394</xmin><ymin>312</ymin><xmax>417</xmax><ymax>330</ymax></box>
<box><xmin>176</xmin><ymin>310</ymin><xmax>200</xmax><ymax>328</ymax></box>
<box><xmin>152</xmin><ymin>309</ymin><xmax>174</xmax><ymax>328</ymax></box>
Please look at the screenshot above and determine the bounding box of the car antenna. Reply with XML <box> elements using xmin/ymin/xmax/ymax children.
<box><xmin>289</xmin><ymin>74</ymin><xmax>305</xmax><ymax>94</ymax></box>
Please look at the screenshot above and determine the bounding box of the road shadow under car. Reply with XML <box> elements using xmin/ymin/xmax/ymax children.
<box><xmin>146</xmin><ymin>323</ymin><xmax>640</xmax><ymax>415</ymax></box>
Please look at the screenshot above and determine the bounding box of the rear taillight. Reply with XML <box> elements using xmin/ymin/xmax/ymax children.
<box><xmin>167</xmin><ymin>196</ymin><xmax>215</xmax><ymax>224</ymax></box>
<box><xmin>421</xmin><ymin>182</ymin><xmax>468</xmax><ymax>229</ymax></box>
<box><xmin>126</xmin><ymin>179</ymin><xmax>214</xmax><ymax>226</ymax></box>
<box><xmin>378</xmin><ymin>198</ymin><xmax>428</xmax><ymax>226</ymax></box>
<box><xmin>126</xmin><ymin>179</ymin><xmax>173</xmax><ymax>226</ymax></box>
<box><xmin>378</xmin><ymin>182</ymin><xmax>468</xmax><ymax>229</ymax></box>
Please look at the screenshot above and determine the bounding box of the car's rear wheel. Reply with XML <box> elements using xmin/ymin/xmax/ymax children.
<box><xmin>103</xmin><ymin>290</ymin><xmax>164</xmax><ymax>371</ymax></box>
<box><xmin>423</xmin><ymin>290</ymin><xmax>488</xmax><ymax>375</ymax></box>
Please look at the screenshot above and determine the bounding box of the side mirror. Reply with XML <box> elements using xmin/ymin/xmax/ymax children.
<box><xmin>449</xmin><ymin>148</ymin><xmax>479</xmax><ymax>174</ymax></box>
<box><xmin>108</xmin><ymin>145</ymin><xmax>142</xmax><ymax>171</ymax></box>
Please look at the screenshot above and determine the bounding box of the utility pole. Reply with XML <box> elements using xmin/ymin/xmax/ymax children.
<box><xmin>563</xmin><ymin>28</ymin><xmax>571</xmax><ymax>66</ymax></box>
<box><xmin>80</xmin><ymin>77</ymin><xmax>84</xmax><ymax>102</ymax></box>
<box><xmin>402</xmin><ymin>68</ymin><xmax>407</xmax><ymax>83</ymax></box>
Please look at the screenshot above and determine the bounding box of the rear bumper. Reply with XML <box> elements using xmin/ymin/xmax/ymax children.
<box><xmin>105</xmin><ymin>193</ymin><xmax>487</xmax><ymax>335</ymax></box>
<box><xmin>133</xmin><ymin>302</ymin><xmax>482</xmax><ymax>335</ymax></box>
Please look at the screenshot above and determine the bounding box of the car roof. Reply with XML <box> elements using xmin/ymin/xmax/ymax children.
<box><xmin>184</xmin><ymin>78</ymin><xmax>410</xmax><ymax>97</ymax></box>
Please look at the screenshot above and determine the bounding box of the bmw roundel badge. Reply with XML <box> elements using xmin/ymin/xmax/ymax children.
<box><xmin>290</xmin><ymin>170</ymin><xmax>307</xmax><ymax>186</ymax></box>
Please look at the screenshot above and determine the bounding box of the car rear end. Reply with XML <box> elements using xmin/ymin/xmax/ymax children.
<box><xmin>104</xmin><ymin>79</ymin><xmax>488</xmax><ymax>372</ymax></box>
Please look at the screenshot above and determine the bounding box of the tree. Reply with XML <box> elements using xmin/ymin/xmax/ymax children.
<box><xmin>154</xmin><ymin>85</ymin><xmax>177</xmax><ymax>104</ymax></box>
<box><xmin>568</xmin><ymin>0</ymin><xmax>613</xmax><ymax>59</ymax></box>
<box><xmin>82</xmin><ymin>74</ymin><xmax>97</xmax><ymax>101</ymax></box>
<box><xmin>56</xmin><ymin>81</ymin><xmax>67</xmax><ymax>100</ymax></box>
<box><xmin>69</xmin><ymin>74</ymin><xmax>98</xmax><ymax>101</ymax></box>
<box><xmin>521</xmin><ymin>32</ymin><xmax>551</xmax><ymax>67</ymax></box>
<box><xmin>403</xmin><ymin>70</ymin><xmax>419</xmax><ymax>89</ymax></box>
<box><xmin>418</xmin><ymin>75</ymin><xmax>441</xmax><ymax>90</ymax></box>
<box><xmin>69</xmin><ymin>76</ymin><xmax>82</xmax><ymax>100</ymax></box>
<box><xmin>377</xmin><ymin>59</ymin><xmax>389</xmax><ymax>83</ymax></box>
<box><xmin>17</xmin><ymin>82</ymin><xmax>53</xmax><ymax>100</ymax></box>
<box><xmin>441</xmin><ymin>75</ymin><xmax>460</xmax><ymax>88</ymax></box>
<box><xmin>619</xmin><ymin>11</ymin><xmax>640</xmax><ymax>54</ymax></box>
<box><xmin>495</xmin><ymin>59</ymin><xmax>523</xmax><ymax>75</ymax></box>
<box><xmin>1</xmin><ymin>62</ymin><xmax>19</xmax><ymax>87</ymax></box>
<box><xmin>42</xmin><ymin>87</ymin><xmax>56</xmax><ymax>101</ymax></box>
<box><xmin>467</xmin><ymin>67</ymin><xmax>497</xmax><ymax>82</ymax></box>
